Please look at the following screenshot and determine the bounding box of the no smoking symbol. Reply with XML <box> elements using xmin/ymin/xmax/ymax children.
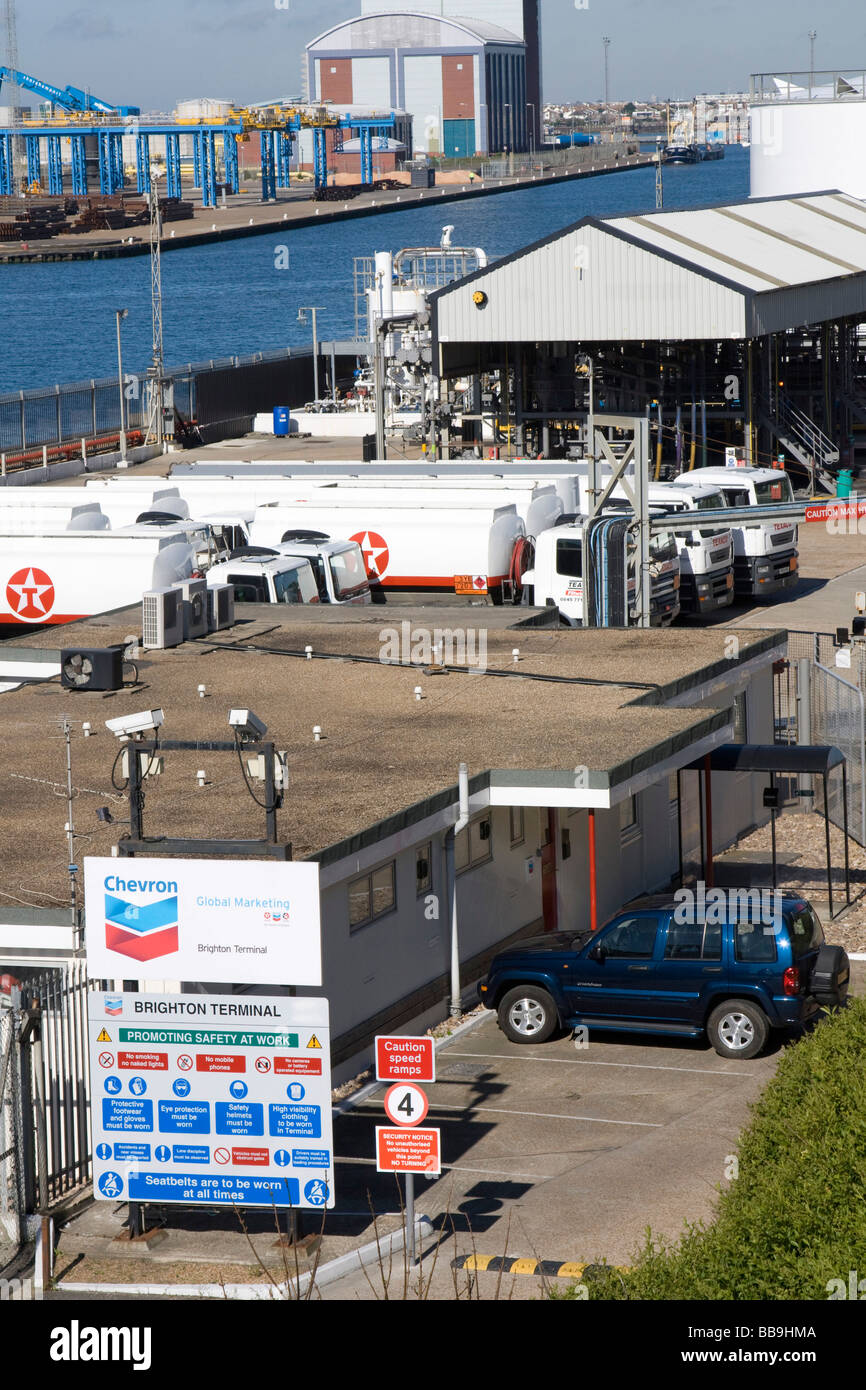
<box><xmin>255</xmin><ymin>1056</ymin><xmax>271</xmax><ymax>1073</ymax></box>
<box><xmin>98</xmin><ymin>1052</ymin><xmax>114</xmax><ymax>1069</ymax></box>
<box><xmin>177</xmin><ymin>1055</ymin><xmax>193</xmax><ymax>1071</ymax></box>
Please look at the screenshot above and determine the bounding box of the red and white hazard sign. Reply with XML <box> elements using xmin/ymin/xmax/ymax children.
<box><xmin>375</xmin><ymin>1035</ymin><xmax>435</xmax><ymax>1083</ymax></box>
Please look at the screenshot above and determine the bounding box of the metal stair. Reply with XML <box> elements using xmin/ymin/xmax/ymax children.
<box><xmin>757</xmin><ymin>393</ymin><xmax>840</xmax><ymax>491</ymax></box>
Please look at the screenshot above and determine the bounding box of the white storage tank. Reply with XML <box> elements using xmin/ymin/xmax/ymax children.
<box><xmin>750</xmin><ymin>70</ymin><xmax>866</xmax><ymax>199</ymax></box>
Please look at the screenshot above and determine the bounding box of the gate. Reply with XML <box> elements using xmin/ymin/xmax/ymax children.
<box><xmin>0</xmin><ymin>961</ymin><xmax>93</xmax><ymax>1229</ymax></box>
<box><xmin>775</xmin><ymin>631</ymin><xmax>866</xmax><ymax>846</ymax></box>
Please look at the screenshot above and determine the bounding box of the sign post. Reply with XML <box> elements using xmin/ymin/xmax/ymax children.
<box><xmin>375</xmin><ymin>1036</ymin><xmax>438</xmax><ymax>1262</ymax></box>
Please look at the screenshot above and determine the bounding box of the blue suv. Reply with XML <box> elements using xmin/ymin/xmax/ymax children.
<box><xmin>478</xmin><ymin>894</ymin><xmax>850</xmax><ymax>1059</ymax></box>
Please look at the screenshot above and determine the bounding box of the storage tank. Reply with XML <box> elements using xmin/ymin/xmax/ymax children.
<box><xmin>750</xmin><ymin>71</ymin><xmax>866</xmax><ymax>199</ymax></box>
<box><xmin>174</xmin><ymin>98</ymin><xmax>234</xmax><ymax>121</ymax></box>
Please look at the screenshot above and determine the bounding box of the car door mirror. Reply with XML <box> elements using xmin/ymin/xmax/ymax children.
<box><xmin>590</xmin><ymin>940</ymin><xmax>607</xmax><ymax>961</ymax></box>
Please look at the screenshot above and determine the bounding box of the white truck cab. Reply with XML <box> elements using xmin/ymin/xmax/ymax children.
<box><xmin>205</xmin><ymin>551</ymin><xmax>320</xmax><ymax>606</ymax></box>
<box><xmin>646</xmin><ymin>482</ymin><xmax>735</xmax><ymax>613</ymax></box>
<box><xmin>521</xmin><ymin>517</ymin><xmax>680</xmax><ymax>627</ymax></box>
<box><xmin>671</xmin><ymin>467</ymin><xmax>798</xmax><ymax>598</ymax></box>
<box><xmin>267</xmin><ymin>531</ymin><xmax>371</xmax><ymax>605</ymax></box>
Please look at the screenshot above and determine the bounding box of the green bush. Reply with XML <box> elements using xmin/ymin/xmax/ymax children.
<box><xmin>564</xmin><ymin>999</ymin><xmax>866</xmax><ymax>1300</ymax></box>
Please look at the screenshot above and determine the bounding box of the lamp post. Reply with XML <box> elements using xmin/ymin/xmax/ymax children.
<box><xmin>808</xmin><ymin>29</ymin><xmax>817</xmax><ymax>90</ymax></box>
<box><xmin>298</xmin><ymin>306</ymin><xmax>325</xmax><ymax>403</ymax></box>
<box><xmin>116</xmin><ymin>308</ymin><xmax>129</xmax><ymax>461</ymax></box>
<box><xmin>504</xmin><ymin>104</ymin><xmax>513</xmax><ymax>174</ymax></box>
<box><xmin>527</xmin><ymin>102</ymin><xmax>536</xmax><ymax>160</ymax></box>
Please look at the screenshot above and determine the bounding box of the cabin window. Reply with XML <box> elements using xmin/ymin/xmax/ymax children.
<box><xmin>416</xmin><ymin>843</ymin><xmax>432</xmax><ymax>895</ymax></box>
<box><xmin>456</xmin><ymin>814</ymin><xmax>492</xmax><ymax>873</ymax></box>
<box><xmin>349</xmin><ymin>861</ymin><xmax>396</xmax><ymax>931</ymax></box>
<box><xmin>556</xmin><ymin>538</ymin><xmax>582</xmax><ymax>578</ymax></box>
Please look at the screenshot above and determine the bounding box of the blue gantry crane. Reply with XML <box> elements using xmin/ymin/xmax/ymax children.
<box><xmin>0</xmin><ymin>65</ymin><xmax>140</xmax><ymax>116</ymax></box>
<box><xmin>0</xmin><ymin>66</ymin><xmax>395</xmax><ymax>205</ymax></box>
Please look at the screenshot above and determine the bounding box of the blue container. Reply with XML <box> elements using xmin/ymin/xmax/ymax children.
<box><xmin>837</xmin><ymin>469</ymin><xmax>853</xmax><ymax>499</ymax></box>
<box><xmin>273</xmin><ymin>406</ymin><xmax>290</xmax><ymax>437</ymax></box>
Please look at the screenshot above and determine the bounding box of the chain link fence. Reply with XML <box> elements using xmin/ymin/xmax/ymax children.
<box><xmin>777</xmin><ymin>631</ymin><xmax>866</xmax><ymax>846</ymax></box>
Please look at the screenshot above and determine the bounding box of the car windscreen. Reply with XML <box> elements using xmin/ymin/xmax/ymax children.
<box><xmin>273</xmin><ymin>568</ymin><xmax>311</xmax><ymax>604</ymax></box>
<box><xmin>694</xmin><ymin>492</ymin><xmax>726</xmax><ymax>510</ymax></box>
<box><xmin>330</xmin><ymin>545</ymin><xmax>370</xmax><ymax>599</ymax></box>
<box><xmin>754</xmin><ymin>478</ymin><xmax>792</xmax><ymax>504</ymax></box>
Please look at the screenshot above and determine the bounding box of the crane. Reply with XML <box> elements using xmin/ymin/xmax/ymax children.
<box><xmin>0</xmin><ymin>65</ymin><xmax>139</xmax><ymax>116</ymax></box>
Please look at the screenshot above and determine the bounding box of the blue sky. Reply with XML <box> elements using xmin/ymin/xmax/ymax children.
<box><xmin>10</xmin><ymin>0</ymin><xmax>866</xmax><ymax>109</ymax></box>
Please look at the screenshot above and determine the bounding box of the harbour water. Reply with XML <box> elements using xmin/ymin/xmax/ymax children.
<box><xmin>0</xmin><ymin>147</ymin><xmax>748</xmax><ymax>395</ymax></box>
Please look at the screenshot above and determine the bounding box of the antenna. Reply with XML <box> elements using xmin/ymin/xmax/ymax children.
<box><xmin>3</xmin><ymin>0</ymin><xmax>22</xmax><ymax>187</ymax></box>
<box><xmin>145</xmin><ymin>168</ymin><xmax>166</xmax><ymax>448</ymax></box>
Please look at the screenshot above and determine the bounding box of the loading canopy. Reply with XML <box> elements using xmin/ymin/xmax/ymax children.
<box><xmin>684</xmin><ymin>743</ymin><xmax>850</xmax><ymax>917</ymax></box>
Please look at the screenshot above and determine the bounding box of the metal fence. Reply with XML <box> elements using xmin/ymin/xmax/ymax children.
<box><xmin>777</xmin><ymin>631</ymin><xmax>866</xmax><ymax>846</ymax></box>
<box><xmin>32</xmin><ymin>960</ymin><xmax>92</xmax><ymax>1207</ymax></box>
<box><xmin>0</xmin><ymin>346</ymin><xmax>319</xmax><ymax>457</ymax></box>
<box><xmin>0</xmin><ymin>1003</ymin><xmax>25</xmax><ymax>1253</ymax></box>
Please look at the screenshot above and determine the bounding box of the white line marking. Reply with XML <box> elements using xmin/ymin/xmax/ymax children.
<box><xmin>433</xmin><ymin>1101</ymin><xmax>661</xmax><ymax>1127</ymax></box>
<box><xmin>447</xmin><ymin>1051</ymin><xmax>747</xmax><ymax>1077</ymax></box>
<box><xmin>335</xmin><ymin>1157</ymin><xmax>553</xmax><ymax>1179</ymax></box>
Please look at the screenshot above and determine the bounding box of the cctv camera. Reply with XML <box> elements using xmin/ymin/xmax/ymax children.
<box><xmin>228</xmin><ymin>708</ymin><xmax>267</xmax><ymax>743</ymax></box>
<box><xmin>105</xmin><ymin>709</ymin><xmax>165</xmax><ymax>740</ymax></box>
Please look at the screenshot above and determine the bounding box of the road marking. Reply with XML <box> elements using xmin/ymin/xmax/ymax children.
<box><xmin>334</xmin><ymin>1155</ymin><xmax>554</xmax><ymax>1179</ymax></box>
<box><xmin>351</xmin><ymin>1096</ymin><xmax>660</xmax><ymax>1126</ymax></box>
<box><xmin>433</xmin><ymin>1101</ymin><xmax>661</xmax><ymax>1127</ymax></box>
<box><xmin>448</xmin><ymin>1051</ymin><xmax>748</xmax><ymax>1078</ymax></box>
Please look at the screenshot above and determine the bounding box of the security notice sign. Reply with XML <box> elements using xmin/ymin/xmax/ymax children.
<box><xmin>88</xmin><ymin>992</ymin><xmax>334</xmax><ymax>1209</ymax></box>
<box><xmin>83</xmin><ymin>857</ymin><xmax>322</xmax><ymax>986</ymax></box>
<box><xmin>376</xmin><ymin>1127</ymin><xmax>441</xmax><ymax>1176</ymax></box>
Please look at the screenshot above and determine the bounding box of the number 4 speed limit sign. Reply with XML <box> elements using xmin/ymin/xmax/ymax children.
<box><xmin>383</xmin><ymin>1083</ymin><xmax>429</xmax><ymax>1127</ymax></box>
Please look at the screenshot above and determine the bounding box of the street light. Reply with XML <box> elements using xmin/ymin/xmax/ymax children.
<box><xmin>115</xmin><ymin>309</ymin><xmax>129</xmax><ymax>461</ymax></box>
<box><xmin>527</xmin><ymin>103</ymin><xmax>536</xmax><ymax>161</ymax></box>
<box><xmin>298</xmin><ymin>306</ymin><xmax>325</xmax><ymax>403</ymax></box>
<box><xmin>503</xmin><ymin>104</ymin><xmax>513</xmax><ymax>174</ymax></box>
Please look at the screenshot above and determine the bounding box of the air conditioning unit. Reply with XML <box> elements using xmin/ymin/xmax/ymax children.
<box><xmin>60</xmin><ymin>646</ymin><xmax>124</xmax><ymax>691</ymax></box>
<box><xmin>142</xmin><ymin>587</ymin><xmax>184</xmax><ymax>650</ymax></box>
<box><xmin>207</xmin><ymin>583</ymin><xmax>235</xmax><ymax>632</ymax></box>
<box><xmin>173</xmin><ymin>578</ymin><xmax>209</xmax><ymax>639</ymax></box>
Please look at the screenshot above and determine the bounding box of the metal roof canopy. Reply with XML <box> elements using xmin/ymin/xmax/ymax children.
<box><xmin>683</xmin><ymin>743</ymin><xmax>851</xmax><ymax>918</ymax></box>
<box><xmin>431</xmin><ymin>191</ymin><xmax>866</xmax><ymax>349</ymax></box>
<box><xmin>691</xmin><ymin>743</ymin><xmax>846</xmax><ymax>774</ymax></box>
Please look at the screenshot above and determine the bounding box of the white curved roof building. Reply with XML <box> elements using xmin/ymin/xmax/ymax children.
<box><xmin>306</xmin><ymin>6</ymin><xmax>540</xmax><ymax>156</ymax></box>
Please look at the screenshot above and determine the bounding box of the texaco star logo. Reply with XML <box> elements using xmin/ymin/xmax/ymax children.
<box><xmin>349</xmin><ymin>531</ymin><xmax>389</xmax><ymax>579</ymax></box>
<box><xmin>5</xmin><ymin>567</ymin><xmax>55</xmax><ymax>621</ymax></box>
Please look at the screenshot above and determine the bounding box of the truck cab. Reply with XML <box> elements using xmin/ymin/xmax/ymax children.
<box><xmin>646</xmin><ymin>482</ymin><xmax>735</xmax><ymax>614</ymax></box>
<box><xmin>520</xmin><ymin>517</ymin><xmax>680</xmax><ymax>627</ymax></box>
<box><xmin>671</xmin><ymin>467</ymin><xmax>798</xmax><ymax>598</ymax></box>
<box><xmin>205</xmin><ymin>551</ymin><xmax>320</xmax><ymax>606</ymax></box>
<box><xmin>271</xmin><ymin>531</ymin><xmax>371</xmax><ymax>605</ymax></box>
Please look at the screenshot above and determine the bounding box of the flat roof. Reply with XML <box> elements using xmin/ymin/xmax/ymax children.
<box><xmin>0</xmin><ymin>607</ymin><xmax>784</xmax><ymax>906</ymax></box>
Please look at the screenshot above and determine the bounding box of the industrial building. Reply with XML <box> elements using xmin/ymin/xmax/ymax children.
<box><xmin>429</xmin><ymin>191</ymin><xmax>866</xmax><ymax>476</ymax></box>
<box><xmin>2</xmin><ymin>605</ymin><xmax>782</xmax><ymax>1083</ymax></box>
<box><xmin>306</xmin><ymin>4</ymin><xmax>539</xmax><ymax>156</ymax></box>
